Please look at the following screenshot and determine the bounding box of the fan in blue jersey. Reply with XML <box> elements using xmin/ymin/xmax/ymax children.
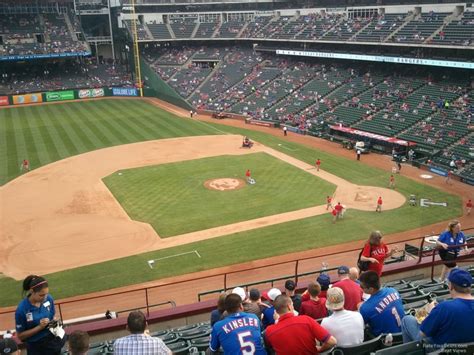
<box><xmin>209</xmin><ymin>293</ymin><xmax>267</xmax><ymax>355</ymax></box>
<box><xmin>359</xmin><ymin>271</ymin><xmax>405</xmax><ymax>336</ymax></box>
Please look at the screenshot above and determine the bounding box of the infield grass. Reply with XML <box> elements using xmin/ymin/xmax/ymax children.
<box><xmin>103</xmin><ymin>153</ymin><xmax>336</xmax><ymax>236</ymax></box>
<box><xmin>0</xmin><ymin>99</ymin><xmax>464</xmax><ymax>307</ymax></box>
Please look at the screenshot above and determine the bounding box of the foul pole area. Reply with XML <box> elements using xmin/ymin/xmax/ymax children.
<box><xmin>129</xmin><ymin>0</ymin><xmax>143</xmax><ymax>97</ymax></box>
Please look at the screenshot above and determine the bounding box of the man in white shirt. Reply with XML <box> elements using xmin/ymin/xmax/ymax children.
<box><xmin>321</xmin><ymin>287</ymin><xmax>365</xmax><ymax>347</ymax></box>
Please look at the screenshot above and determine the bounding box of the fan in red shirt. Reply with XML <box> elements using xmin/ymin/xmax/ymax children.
<box><xmin>376</xmin><ymin>196</ymin><xmax>383</xmax><ymax>213</ymax></box>
<box><xmin>316</xmin><ymin>159</ymin><xmax>321</xmax><ymax>171</ymax></box>
<box><xmin>299</xmin><ymin>282</ymin><xmax>328</xmax><ymax>320</ymax></box>
<box><xmin>333</xmin><ymin>266</ymin><xmax>363</xmax><ymax>311</ymax></box>
<box><xmin>265</xmin><ymin>295</ymin><xmax>336</xmax><ymax>354</ymax></box>
<box><xmin>359</xmin><ymin>231</ymin><xmax>398</xmax><ymax>276</ymax></box>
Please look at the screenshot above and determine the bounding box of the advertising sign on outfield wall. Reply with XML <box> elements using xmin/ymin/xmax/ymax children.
<box><xmin>12</xmin><ymin>93</ymin><xmax>43</xmax><ymax>105</ymax></box>
<box><xmin>78</xmin><ymin>88</ymin><xmax>105</xmax><ymax>99</ymax></box>
<box><xmin>46</xmin><ymin>91</ymin><xmax>75</xmax><ymax>102</ymax></box>
<box><xmin>0</xmin><ymin>96</ymin><xmax>9</xmax><ymax>106</ymax></box>
<box><xmin>112</xmin><ymin>87</ymin><xmax>138</xmax><ymax>97</ymax></box>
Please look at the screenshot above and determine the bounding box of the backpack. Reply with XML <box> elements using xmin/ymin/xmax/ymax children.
<box><xmin>357</xmin><ymin>244</ymin><xmax>372</xmax><ymax>271</ymax></box>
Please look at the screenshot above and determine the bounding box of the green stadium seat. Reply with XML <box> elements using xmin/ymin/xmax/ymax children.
<box><xmin>372</xmin><ymin>341</ymin><xmax>425</xmax><ymax>355</ymax></box>
<box><xmin>167</xmin><ymin>340</ymin><xmax>192</xmax><ymax>354</ymax></box>
<box><xmin>331</xmin><ymin>335</ymin><xmax>382</xmax><ymax>355</ymax></box>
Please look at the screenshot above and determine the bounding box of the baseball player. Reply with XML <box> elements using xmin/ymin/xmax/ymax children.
<box><xmin>331</xmin><ymin>208</ymin><xmax>337</xmax><ymax>224</ymax></box>
<box><xmin>245</xmin><ymin>169</ymin><xmax>251</xmax><ymax>183</ymax></box>
<box><xmin>21</xmin><ymin>159</ymin><xmax>30</xmax><ymax>172</ymax></box>
<box><xmin>466</xmin><ymin>199</ymin><xmax>472</xmax><ymax>215</ymax></box>
<box><xmin>209</xmin><ymin>294</ymin><xmax>266</xmax><ymax>354</ymax></box>
<box><xmin>326</xmin><ymin>196</ymin><xmax>333</xmax><ymax>210</ymax></box>
<box><xmin>376</xmin><ymin>196</ymin><xmax>383</xmax><ymax>213</ymax></box>
<box><xmin>389</xmin><ymin>175</ymin><xmax>395</xmax><ymax>189</ymax></box>
<box><xmin>316</xmin><ymin>159</ymin><xmax>321</xmax><ymax>172</ymax></box>
<box><xmin>334</xmin><ymin>202</ymin><xmax>343</xmax><ymax>219</ymax></box>
<box><xmin>445</xmin><ymin>170</ymin><xmax>453</xmax><ymax>184</ymax></box>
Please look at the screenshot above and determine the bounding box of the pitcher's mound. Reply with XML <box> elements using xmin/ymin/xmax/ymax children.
<box><xmin>204</xmin><ymin>178</ymin><xmax>246</xmax><ymax>191</ymax></box>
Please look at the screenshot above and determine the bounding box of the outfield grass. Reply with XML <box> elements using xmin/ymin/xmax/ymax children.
<box><xmin>0</xmin><ymin>99</ymin><xmax>463</xmax><ymax>307</ymax></box>
<box><xmin>103</xmin><ymin>153</ymin><xmax>336</xmax><ymax>236</ymax></box>
<box><xmin>0</xmin><ymin>100</ymin><xmax>219</xmax><ymax>185</ymax></box>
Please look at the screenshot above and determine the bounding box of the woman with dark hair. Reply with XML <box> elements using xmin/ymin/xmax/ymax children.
<box><xmin>359</xmin><ymin>231</ymin><xmax>398</xmax><ymax>276</ymax></box>
<box><xmin>437</xmin><ymin>220</ymin><xmax>468</xmax><ymax>282</ymax></box>
<box><xmin>15</xmin><ymin>275</ymin><xmax>64</xmax><ymax>354</ymax></box>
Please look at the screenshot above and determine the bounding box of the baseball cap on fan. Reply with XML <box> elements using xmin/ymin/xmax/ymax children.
<box><xmin>448</xmin><ymin>269</ymin><xmax>472</xmax><ymax>288</ymax></box>
<box><xmin>285</xmin><ymin>280</ymin><xmax>296</xmax><ymax>291</ymax></box>
<box><xmin>326</xmin><ymin>287</ymin><xmax>345</xmax><ymax>311</ymax></box>
<box><xmin>267</xmin><ymin>288</ymin><xmax>282</xmax><ymax>301</ymax></box>
<box><xmin>232</xmin><ymin>287</ymin><xmax>247</xmax><ymax>302</ymax></box>
<box><xmin>0</xmin><ymin>338</ymin><xmax>18</xmax><ymax>355</ymax></box>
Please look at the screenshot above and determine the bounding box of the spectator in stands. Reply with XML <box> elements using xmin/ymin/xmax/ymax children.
<box><xmin>321</xmin><ymin>287</ymin><xmax>364</xmax><ymax>347</ymax></box>
<box><xmin>210</xmin><ymin>292</ymin><xmax>227</xmax><ymax>326</ymax></box>
<box><xmin>232</xmin><ymin>286</ymin><xmax>261</xmax><ymax>318</ymax></box>
<box><xmin>349</xmin><ymin>267</ymin><xmax>360</xmax><ymax>283</ymax></box>
<box><xmin>15</xmin><ymin>275</ymin><xmax>65</xmax><ymax>354</ymax></box>
<box><xmin>333</xmin><ymin>266</ymin><xmax>363</xmax><ymax>311</ymax></box>
<box><xmin>359</xmin><ymin>231</ymin><xmax>398</xmax><ymax>276</ymax></box>
<box><xmin>265</xmin><ymin>294</ymin><xmax>337</xmax><ymax>354</ymax></box>
<box><xmin>299</xmin><ymin>282</ymin><xmax>328</xmax><ymax>320</ymax></box>
<box><xmin>209</xmin><ymin>293</ymin><xmax>266</xmax><ymax>354</ymax></box>
<box><xmin>284</xmin><ymin>279</ymin><xmax>302</xmax><ymax>313</ymax></box>
<box><xmin>68</xmin><ymin>330</ymin><xmax>89</xmax><ymax>355</ymax></box>
<box><xmin>0</xmin><ymin>338</ymin><xmax>19</xmax><ymax>355</ymax></box>
<box><xmin>317</xmin><ymin>274</ymin><xmax>331</xmax><ymax>299</ymax></box>
<box><xmin>359</xmin><ymin>271</ymin><xmax>405</xmax><ymax>336</ymax></box>
<box><xmin>401</xmin><ymin>268</ymin><xmax>474</xmax><ymax>345</ymax></box>
<box><xmin>114</xmin><ymin>310</ymin><xmax>171</xmax><ymax>354</ymax></box>
<box><xmin>246</xmin><ymin>288</ymin><xmax>267</xmax><ymax>319</ymax></box>
<box><xmin>262</xmin><ymin>288</ymin><xmax>281</xmax><ymax>328</ymax></box>
<box><xmin>436</xmin><ymin>220</ymin><xmax>468</xmax><ymax>282</ymax></box>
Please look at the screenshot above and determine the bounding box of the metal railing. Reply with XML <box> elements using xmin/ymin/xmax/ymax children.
<box><xmin>1</xmin><ymin>226</ymin><xmax>472</xmax><ymax>326</ymax></box>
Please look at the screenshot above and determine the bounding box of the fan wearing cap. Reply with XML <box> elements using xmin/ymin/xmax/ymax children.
<box><xmin>333</xmin><ymin>266</ymin><xmax>363</xmax><ymax>311</ymax></box>
<box><xmin>401</xmin><ymin>268</ymin><xmax>474</xmax><ymax>345</ymax></box>
<box><xmin>15</xmin><ymin>275</ymin><xmax>65</xmax><ymax>354</ymax></box>
<box><xmin>302</xmin><ymin>274</ymin><xmax>331</xmax><ymax>302</ymax></box>
<box><xmin>264</xmin><ymin>294</ymin><xmax>337</xmax><ymax>354</ymax></box>
<box><xmin>321</xmin><ymin>287</ymin><xmax>364</xmax><ymax>347</ymax></box>
<box><xmin>284</xmin><ymin>280</ymin><xmax>302</xmax><ymax>313</ymax></box>
<box><xmin>261</xmin><ymin>288</ymin><xmax>282</xmax><ymax>328</ymax></box>
<box><xmin>209</xmin><ymin>293</ymin><xmax>266</xmax><ymax>354</ymax></box>
<box><xmin>0</xmin><ymin>338</ymin><xmax>19</xmax><ymax>355</ymax></box>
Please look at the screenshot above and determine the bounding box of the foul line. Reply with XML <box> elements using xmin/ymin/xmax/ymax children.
<box><xmin>147</xmin><ymin>250</ymin><xmax>201</xmax><ymax>269</ymax></box>
<box><xmin>277</xmin><ymin>143</ymin><xmax>298</xmax><ymax>151</ymax></box>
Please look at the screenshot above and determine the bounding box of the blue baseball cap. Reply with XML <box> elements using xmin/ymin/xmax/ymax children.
<box><xmin>448</xmin><ymin>269</ymin><xmax>472</xmax><ymax>287</ymax></box>
<box><xmin>317</xmin><ymin>274</ymin><xmax>331</xmax><ymax>286</ymax></box>
<box><xmin>337</xmin><ymin>266</ymin><xmax>350</xmax><ymax>275</ymax></box>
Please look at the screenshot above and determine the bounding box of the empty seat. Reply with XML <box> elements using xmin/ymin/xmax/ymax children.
<box><xmin>167</xmin><ymin>340</ymin><xmax>192</xmax><ymax>354</ymax></box>
<box><xmin>189</xmin><ymin>336</ymin><xmax>211</xmax><ymax>351</ymax></box>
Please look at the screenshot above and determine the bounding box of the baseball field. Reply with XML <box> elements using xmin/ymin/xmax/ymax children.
<box><xmin>0</xmin><ymin>98</ymin><xmax>463</xmax><ymax>307</ymax></box>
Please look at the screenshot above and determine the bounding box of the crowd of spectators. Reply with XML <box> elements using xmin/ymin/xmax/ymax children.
<box><xmin>0</xmin><ymin>12</ymin><xmax>89</xmax><ymax>58</ymax></box>
<box><xmin>0</xmin><ymin>59</ymin><xmax>132</xmax><ymax>95</ymax></box>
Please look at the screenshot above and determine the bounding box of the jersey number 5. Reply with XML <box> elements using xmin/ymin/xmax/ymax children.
<box><xmin>237</xmin><ymin>330</ymin><xmax>256</xmax><ymax>355</ymax></box>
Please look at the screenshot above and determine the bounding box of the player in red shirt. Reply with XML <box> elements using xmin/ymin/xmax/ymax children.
<box><xmin>466</xmin><ymin>199</ymin><xmax>472</xmax><ymax>215</ymax></box>
<box><xmin>245</xmin><ymin>169</ymin><xmax>251</xmax><ymax>182</ymax></box>
<box><xmin>376</xmin><ymin>196</ymin><xmax>383</xmax><ymax>212</ymax></box>
<box><xmin>316</xmin><ymin>159</ymin><xmax>321</xmax><ymax>171</ymax></box>
<box><xmin>265</xmin><ymin>295</ymin><xmax>336</xmax><ymax>354</ymax></box>
<box><xmin>334</xmin><ymin>202</ymin><xmax>343</xmax><ymax>219</ymax></box>
<box><xmin>445</xmin><ymin>170</ymin><xmax>452</xmax><ymax>184</ymax></box>
<box><xmin>326</xmin><ymin>196</ymin><xmax>333</xmax><ymax>210</ymax></box>
<box><xmin>360</xmin><ymin>231</ymin><xmax>398</xmax><ymax>276</ymax></box>
<box><xmin>21</xmin><ymin>159</ymin><xmax>30</xmax><ymax>172</ymax></box>
<box><xmin>331</xmin><ymin>208</ymin><xmax>337</xmax><ymax>224</ymax></box>
<box><xmin>389</xmin><ymin>175</ymin><xmax>395</xmax><ymax>189</ymax></box>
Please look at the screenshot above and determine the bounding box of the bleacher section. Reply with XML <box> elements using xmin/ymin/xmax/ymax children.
<box><xmin>320</xmin><ymin>16</ymin><xmax>371</xmax><ymax>41</ymax></box>
<box><xmin>0</xmin><ymin>13</ymin><xmax>88</xmax><ymax>58</ymax></box>
<box><xmin>432</xmin><ymin>10</ymin><xmax>474</xmax><ymax>46</ymax></box>
<box><xmin>147</xmin><ymin>23</ymin><xmax>172</xmax><ymax>40</ymax></box>
<box><xmin>355</xmin><ymin>13</ymin><xmax>407</xmax><ymax>42</ymax></box>
<box><xmin>194</xmin><ymin>22</ymin><xmax>219</xmax><ymax>39</ymax></box>
<box><xmin>395</xmin><ymin>12</ymin><xmax>450</xmax><ymax>43</ymax></box>
<box><xmin>215</xmin><ymin>21</ymin><xmax>245</xmax><ymax>38</ymax></box>
<box><xmin>170</xmin><ymin>20</ymin><xmax>197</xmax><ymax>39</ymax></box>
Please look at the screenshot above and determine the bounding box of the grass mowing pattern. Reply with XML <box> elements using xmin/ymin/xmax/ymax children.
<box><xmin>0</xmin><ymin>99</ymin><xmax>219</xmax><ymax>185</ymax></box>
<box><xmin>0</xmin><ymin>99</ymin><xmax>462</xmax><ymax>306</ymax></box>
<box><xmin>103</xmin><ymin>153</ymin><xmax>336</xmax><ymax>237</ymax></box>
